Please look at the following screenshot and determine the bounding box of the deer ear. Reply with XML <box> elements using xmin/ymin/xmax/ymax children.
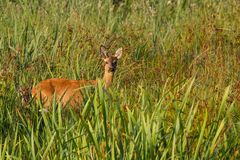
<box><xmin>100</xmin><ymin>45</ymin><xmax>108</xmax><ymax>58</ymax></box>
<box><xmin>114</xmin><ymin>47</ymin><xmax>122</xmax><ymax>59</ymax></box>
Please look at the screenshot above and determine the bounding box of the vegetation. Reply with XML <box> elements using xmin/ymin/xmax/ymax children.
<box><xmin>0</xmin><ymin>0</ymin><xmax>240</xmax><ymax>159</ymax></box>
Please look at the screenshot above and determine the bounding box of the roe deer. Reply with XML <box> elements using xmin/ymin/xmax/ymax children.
<box><xmin>31</xmin><ymin>45</ymin><xmax>122</xmax><ymax>108</ymax></box>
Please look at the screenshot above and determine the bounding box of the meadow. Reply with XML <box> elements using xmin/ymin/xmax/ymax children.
<box><xmin>0</xmin><ymin>0</ymin><xmax>240</xmax><ymax>159</ymax></box>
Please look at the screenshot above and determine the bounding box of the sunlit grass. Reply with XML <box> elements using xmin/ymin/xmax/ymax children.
<box><xmin>0</xmin><ymin>0</ymin><xmax>240</xmax><ymax>159</ymax></box>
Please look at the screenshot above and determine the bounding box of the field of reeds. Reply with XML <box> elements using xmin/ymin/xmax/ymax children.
<box><xmin>0</xmin><ymin>0</ymin><xmax>240</xmax><ymax>159</ymax></box>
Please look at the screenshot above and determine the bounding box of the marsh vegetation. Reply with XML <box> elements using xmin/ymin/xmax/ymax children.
<box><xmin>0</xmin><ymin>0</ymin><xmax>240</xmax><ymax>159</ymax></box>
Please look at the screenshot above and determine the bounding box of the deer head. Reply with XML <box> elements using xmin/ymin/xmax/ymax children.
<box><xmin>100</xmin><ymin>45</ymin><xmax>122</xmax><ymax>73</ymax></box>
<box><xmin>100</xmin><ymin>45</ymin><xmax>122</xmax><ymax>88</ymax></box>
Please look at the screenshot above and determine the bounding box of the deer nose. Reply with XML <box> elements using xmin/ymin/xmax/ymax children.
<box><xmin>109</xmin><ymin>67</ymin><xmax>116</xmax><ymax>72</ymax></box>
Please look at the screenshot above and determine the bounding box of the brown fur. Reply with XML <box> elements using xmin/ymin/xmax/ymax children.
<box><xmin>32</xmin><ymin>46</ymin><xmax>122</xmax><ymax>109</ymax></box>
<box><xmin>32</xmin><ymin>78</ymin><xmax>97</xmax><ymax>109</ymax></box>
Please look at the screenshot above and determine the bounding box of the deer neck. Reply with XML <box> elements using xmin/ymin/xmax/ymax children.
<box><xmin>103</xmin><ymin>71</ymin><xmax>114</xmax><ymax>89</ymax></box>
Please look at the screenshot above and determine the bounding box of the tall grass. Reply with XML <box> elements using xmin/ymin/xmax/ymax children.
<box><xmin>0</xmin><ymin>0</ymin><xmax>240</xmax><ymax>159</ymax></box>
